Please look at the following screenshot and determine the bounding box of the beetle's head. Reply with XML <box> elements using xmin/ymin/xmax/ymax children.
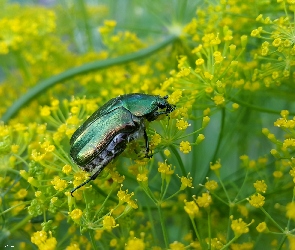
<box><xmin>159</xmin><ymin>95</ymin><xmax>176</xmax><ymax>114</ymax></box>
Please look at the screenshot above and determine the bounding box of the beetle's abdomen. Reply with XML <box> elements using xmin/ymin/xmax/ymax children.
<box><xmin>70</xmin><ymin>107</ymin><xmax>138</xmax><ymax>166</ymax></box>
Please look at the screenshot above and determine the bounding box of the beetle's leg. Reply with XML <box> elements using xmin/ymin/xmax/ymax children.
<box><xmin>146</xmin><ymin>110</ymin><xmax>170</xmax><ymax>121</ymax></box>
<box><xmin>70</xmin><ymin>167</ymin><xmax>103</xmax><ymax>197</ymax></box>
<box><xmin>143</xmin><ymin>129</ymin><xmax>153</xmax><ymax>158</ymax></box>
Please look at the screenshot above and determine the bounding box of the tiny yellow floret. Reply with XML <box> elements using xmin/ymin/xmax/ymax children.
<box><xmin>179</xmin><ymin>141</ymin><xmax>192</xmax><ymax>154</ymax></box>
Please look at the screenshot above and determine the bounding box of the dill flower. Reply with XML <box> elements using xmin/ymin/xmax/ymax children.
<box><xmin>194</xmin><ymin>193</ymin><xmax>212</xmax><ymax>208</ymax></box>
<box><xmin>248</xmin><ymin>193</ymin><xmax>265</xmax><ymax>208</ymax></box>
<box><xmin>158</xmin><ymin>161</ymin><xmax>174</xmax><ymax>176</ymax></box>
<box><xmin>286</xmin><ymin>202</ymin><xmax>295</xmax><ymax>220</ymax></box>
<box><xmin>51</xmin><ymin>176</ymin><xmax>68</xmax><ymax>191</ymax></box>
<box><xmin>169</xmin><ymin>241</ymin><xmax>185</xmax><ymax>250</ymax></box>
<box><xmin>184</xmin><ymin>200</ymin><xmax>199</xmax><ymax>218</ymax></box>
<box><xmin>150</xmin><ymin>133</ymin><xmax>162</xmax><ymax>147</ymax></box>
<box><xmin>103</xmin><ymin>215</ymin><xmax>119</xmax><ymax>231</ymax></box>
<box><xmin>176</xmin><ymin>119</ymin><xmax>190</xmax><ymax>130</ymax></box>
<box><xmin>69</xmin><ymin>208</ymin><xmax>83</xmax><ymax>221</ymax></box>
<box><xmin>179</xmin><ymin>174</ymin><xmax>194</xmax><ymax>190</ymax></box>
<box><xmin>205</xmin><ymin>180</ymin><xmax>218</xmax><ymax>191</ymax></box>
<box><xmin>210</xmin><ymin>159</ymin><xmax>221</xmax><ymax>171</ymax></box>
<box><xmin>253</xmin><ymin>180</ymin><xmax>267</xmax><ymax>193</ymax></box>
<box><xmin>125</xmin><ymin>237</ymin><xmax>145</xmax><ymax>250</ymax></box>
<box><xmin>202</xmin><ymin>116</ymin><xmax>210</xmax><ymax>128</ymax></box>
<box><xmin>230</xmin><ymin>216</ymin><xmax>253</xmax><ymax>237</ymax></box>
<box><xmin>256</xmin><ymin>222</ymin><xmax>268</xmax><ymax>233</ymax></box>
<box><xmin>195</xmin><ymin>58</ymin><xmax>205</xmax><ymax>66</ymax></box>
<box><xmin>62</xmin><ymin>164</ymin><xmax>72</xmax><ymax>175</ymax></box>
<box><xmin>168</xmin><ymin>90</ymin><xmax>182</xmax><ymax>105</ymax></box>
<box><xmin>66</xmin><ymin>243</ymin><xmax>80</xmax><ymax>250</ymax></box>
<box><xmin>179</xmin><ymin>141</ymin><xmax>192</xmax><ymax>154</ymax></box>
<box><xmin>196</xmin><ymin>134</ymin><xmax>205</xmax><ymax>144</ymax></box>
<box><xmin>31</xmin><ymin>231</ymin><xmax>57</xmax><ymax>250</ymax></box>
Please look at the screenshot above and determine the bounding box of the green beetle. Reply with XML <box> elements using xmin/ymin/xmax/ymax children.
<box><xmin>70</xmin><ymin>93</ymin><xmax>175</xmax><ymax>195</ymax></box>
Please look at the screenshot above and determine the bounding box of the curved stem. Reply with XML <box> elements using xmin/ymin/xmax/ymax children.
<box><xmin>230</xmin><ymin>97</ymin><xmax>295</xmax><ymax>116</ymax></box>
<box><xmin>2</xmin><ymin>35</ymin><xmax>178</xmax><ymax>122</ymax></box>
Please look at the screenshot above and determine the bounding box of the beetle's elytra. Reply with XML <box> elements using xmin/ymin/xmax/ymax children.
<box><xmin>69</xmin><ymin>93</ymin><xmax>175</xmax><ymax>196</ymax></box>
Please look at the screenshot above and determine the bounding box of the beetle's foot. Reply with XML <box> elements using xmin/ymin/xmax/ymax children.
<box><xmin>144</xmin><ymin>151</ymin><xmax>153</xmax><ymax>159</ymax></box>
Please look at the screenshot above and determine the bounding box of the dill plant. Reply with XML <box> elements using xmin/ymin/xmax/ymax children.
<box><xmin>1</xmin><ymin>0</ymin><xmax>295</xmax><ymax>249</ymax></box>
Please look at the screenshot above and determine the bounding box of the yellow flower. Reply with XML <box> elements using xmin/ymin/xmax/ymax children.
<box><xmin>253</xmin><ymin>180</ymin><xmax>267</xmax><ymax>193</ymax></box>
<box><xmin>69</xmin><ymin>208</ymin><xmax>83</xmax><ymax>221</ymax></box>
<box><xmin>273</xmin><ymin>170</ymin><xmax>283</xmax><ymax>178</ymax></box>
<box><xmin>204</xmin><ymin>71</ymin><xmax>213</xmax><ymax>80</ymax></box>
<box><xmin>31</xmin><ymin>231</ymin><xmax>57</xmax><ymax>250</ymax></box>
<box><xmin>210</xmin><ymin>238</ymin><xmax>224</xmax><ymax>249</ymax></box>
<box><xmin>164</xmin><ymin>149</ymin><xmax>171</xmax><ymax>157</ymax></box>
<box><xmin>248</xmin><ymin>193</ymin><xmax>265</xmax><ymax>208</ymax></box>
<box><xmin>184</xmin><ymin>200</ymin><xmax>199</xmax><ymax>218</ymax></box>
<box><xmin>158</xmin><ymin>161</ymin><xmax>174</xmax><ymax>175</ymax></box>
<box><xmin>286</xmin><ymin>202</ymin><xmax>295</xmax><ymax>220</ymax></box>
<box><xmin>110</xmin><ymin>238</ymin><xmax>118</xmax><ymax>247</ymax></box>
<box><xmin>179</xmin><ymin>174</ymin><xmax>193</xmax><ymax>190</ymax></box>
<box><xmin>62</xmin><ymin>164</ymin><xmax>72</xmax><ymax>175</ymax></box>
<box><xmin>94</xmin><ymin>230</ymin><xmax>103</xmax><ymax>240</ymax></box>
<box><xmin>202</xmin><ymin>116</ymin><xmax>210</xmax><ymax>128</ymax></box>
<box><xmin>179</xmin><ymin>141</ymin><xmax>192</xmax><ymax>154</ymax></box>
<box><xmin>125</xmin><ymin>237</ymin><xmax>145</xmax><ymax>250</ymax></box>
<box><xmin>195</xmin><ymin>193</ymin><xmax>212</xmax><ymax>208</ymax></box>
<box><xmin>51</xmin><ymin>176</ymin><xmax>68</xmax><ymax>191</ymax></box>
<box><xmin>205</xmin><ymin>180</ymin><xmax>218</xmax><ymax>191</ymax></box>
<box><xmin>195</xmin><ymin>58</ymin><xmax>205</xmax><ymax>66</ymax></box>
<box><xmin>137</xmin><ymin>172</ymin><xmax>148</xmax><ymax>182</ymax></box>
<box><xmin>230</xmin><ymin>216</ymin><xmax>253</xmax><ymax>236</ymax></box>
<box><xmin>11</xmin><ymin>144</ymin><xmax>19</xmax><ymax>153</ymax></box>
<box><xmin>15</xmin><ymin>188</ymin><xmax>28</xmax><ymax>199</ymax></box>
<box><xmin>40</xmin><ymin>106</ymin><xmax>51</xmax><ymax>117</ymax></box>
<box><xmin>212</xmin><ymin>95</ymin><xmax>225</xmax><ymax>106</ymax></box>
<box><xmin>210</xmin><ymin>159</ymin><xmax>221</xmax><ymax>171</ymax></box>
<box><xmin>31</xmin><ymin>230</ymin><xmax>47</xmax><ymax>246</ymax></box>
<box><xmin>103</xmin><ymin>215</ymin><xmax>118</xmax><ymax>231</ymax></box>
<box><xmin>110</xmin><ymin>170</ymin><xmax>125</xmax><ymax>183</ymax></box>
<box><xmin>150</xmin><ymin>133</ymin><xmax>162</xmax><ymax>147</ymax></box>
<box><xmin>168</xmin><ymin>90</ymin><xmax>182</xmax><ymax>105</ymax></box>
<box><xmin>256</xmin><ymin>222</ymin><xmax>268</xmax><ymax>233</ymax></box>
<box><xmin>196</xmin><ymin>134</ymin><xmax>205</xmax><ymax>144</ymax></box>
<box><xmin>66</xmin><ymin>243</ymin><xmax>81</xmax><ymax>250</ymax></box>
<box><xmin>272</xmin><ymin>38</ymin><xmax>281</xmax><ymax>47</ymax></box>
<box><xmin>176</xmin><ymin>119</ymin><xmax>190</xmax><ymax>130</ymax></box>
<box><xmin>169</xmin><ymin>241</ymin><xmax>185</xmax><ymax>250</ymax></box>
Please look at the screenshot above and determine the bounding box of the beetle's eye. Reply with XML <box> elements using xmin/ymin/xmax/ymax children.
<box><xmin>158</xmin><ymin>102</ymin><xmax>167</xmax><ymax>109</ymax></box>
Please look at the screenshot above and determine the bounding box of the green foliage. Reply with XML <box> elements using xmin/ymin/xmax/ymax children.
<box><xmin>1</xmin><ymin>0</ymin><xmax>295</xmax><ymax>249</ymax></box>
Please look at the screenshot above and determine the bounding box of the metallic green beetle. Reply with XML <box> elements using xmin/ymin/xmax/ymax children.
<box><xmin>70</xmin><ymin>93</ymin><xmax>175</xmax><ymax>195</ymax></box>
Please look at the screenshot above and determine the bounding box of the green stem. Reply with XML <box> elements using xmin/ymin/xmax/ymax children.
<box><xmin>260</xmin><ymin>207</ymin><xmax>284</xmax><ymax>232</ymax></box>
<box><xmin>201</xmin><ymin>108</ymin><xmax>225</xmax><ymax>184</ymax></box>
<box><xmin>190</xmin><ymin>217</ymin><xmax>204</xmax><ymax>248</ymax></box>
<box><xmin>9</xmin><ymin>214</ymin><xmax>33</xmax><ymax>234</ymax></box>
<box><xmin>89</xmin><ymin>230</ymin><xmax>98</xmax><ymax>250</ymax></box>
<box><xmin>169</xmin><ymin>145</ymin><xmax>187</xmax><ymax>177</ymax></box>
<box><xmin>220</xmin><ymin>236</ymin><xmax>239</xmax><ymax>250</ymax></box>
<box><xmin>208</xmin><ymin>208</ymin><xmax>212</xmax><ymax>250</ymax></box>
<box><xmin>277</xmin><ymin>235</ymin><xmax>287</xmax><ymax>250</ymax></box>
<box><xmin>2</xmin><ymin>35</ymin><xmax>178</xmax><ymax>122</ymax></box>
<box><xmin>0</xmin><ymin>201</ymin><xmax>31</xmax><ymax>216</ymax></box>
<box><xmin>77</xmin><ymin>0</ymin><xmax>94</xmax><ymax>51</ymax></box>
<box><xmin>157</xmin><ymin>203</ymin><xmax>169</xmax><ymax>248</ymax></box>
<box><xmin>230</xmin><ymin>97</ymin><xmax>295</xmax><ymax>116</ymax></box>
